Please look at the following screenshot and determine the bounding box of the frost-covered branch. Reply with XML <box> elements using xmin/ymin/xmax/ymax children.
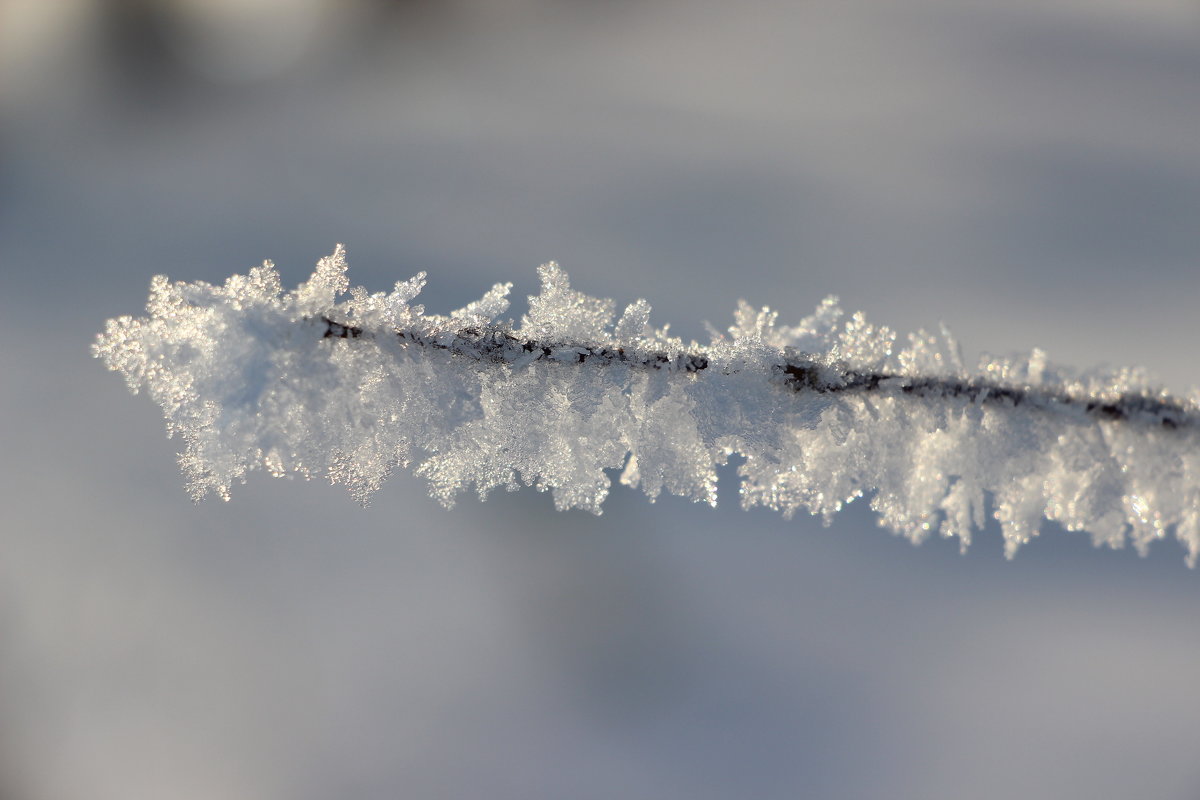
<box><xmin>318</xmin><ymin>315</ymin><xmax>1194</xmax><ymax>430</ymax></box>
<box><xmin>94</xmin><ymin>246</ymin><xmax>1200</xmax><ymax>563</ymax></box>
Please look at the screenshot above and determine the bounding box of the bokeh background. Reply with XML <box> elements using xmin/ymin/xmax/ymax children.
<box><xmin>3</xmin><ymin>0</ymin><xmax>1200</xmax><ymax>798</ymax></box>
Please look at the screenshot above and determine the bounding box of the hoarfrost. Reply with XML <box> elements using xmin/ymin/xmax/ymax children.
<box><xmin>94</xmin><ymin>246</ymin><xmax>1200</xmax><ymax>563</ymax></box>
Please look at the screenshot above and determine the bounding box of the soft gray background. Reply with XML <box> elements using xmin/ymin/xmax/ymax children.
<box><xmin>3</xmin><ymin>1</ymin><xmax>1200</xmax><ymax>798</ymax></box>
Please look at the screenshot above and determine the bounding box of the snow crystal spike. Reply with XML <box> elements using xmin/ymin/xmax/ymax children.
<box><xmin>94</xmin><ymin>246</ymin><xmax>1200</xmax><ymax>564</ymax></box>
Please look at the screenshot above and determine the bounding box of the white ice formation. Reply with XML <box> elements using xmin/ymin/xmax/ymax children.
<box><xmin>94</xmin><ymin>246</ymin><xmax>1200</xmax><ymax>563</ymax></box>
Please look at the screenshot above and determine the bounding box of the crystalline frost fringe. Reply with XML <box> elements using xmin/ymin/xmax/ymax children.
<box><xmin>93</xmin><ymin>246</ymin><xmax>1200</xmax><ymax>564</ymax></box>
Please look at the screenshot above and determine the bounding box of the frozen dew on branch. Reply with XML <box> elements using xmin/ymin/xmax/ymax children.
<box><xmin>93</xmin><ymin>246</ymin><xmax>1200</xmax><ymax>564</ymax></box>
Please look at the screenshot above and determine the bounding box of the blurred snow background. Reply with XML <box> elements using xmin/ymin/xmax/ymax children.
<box><xmin>2</xmin><ymin>0</ymin><xmax>1200</xmax><ymax>798</ymax></box>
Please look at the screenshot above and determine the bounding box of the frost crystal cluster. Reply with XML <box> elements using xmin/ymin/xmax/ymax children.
<box><xmin>94</xmin><ymin>246</ymin><xmax>1200</xmax><ymax>563</ymax></box>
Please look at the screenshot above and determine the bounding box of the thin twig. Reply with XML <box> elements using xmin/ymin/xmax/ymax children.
<box><xmin>320</xmin><ymin>316</ymin><xmax>1196</xmax><ymax>430</ymax></box>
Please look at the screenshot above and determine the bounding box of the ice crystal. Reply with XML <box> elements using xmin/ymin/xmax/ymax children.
<box><xmin>94</xmin><ymin>246</ymin><xmax>1200</xmax><ymax>563</ymax></box>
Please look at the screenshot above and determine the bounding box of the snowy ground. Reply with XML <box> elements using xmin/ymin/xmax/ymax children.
<box><xmin>3</xmin><ymin>1</ymin><xmax>1200</xmax><ymax>798</ymax></box>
